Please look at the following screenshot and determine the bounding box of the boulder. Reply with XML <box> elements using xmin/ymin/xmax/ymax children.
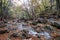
<box><xmin>32</xmin><ymin>21</ymin><xmax>37</xmax><ymax>25</ymax></box>
<box><xmin>26</xmin><ymin>34</ymin><xmax>31</xmax><ymax>39</ymax></box>
<box><xmin>19</xmin><ymin>18</ymin><xmax>27</xmax><ymax>22</ymax></box>
<box><xmin>36</xmin><ymin>23</ymin><xmax>45</xmax><ymax>28</ymax></box>
<box><xmin>50</xmin><ymin>31</ymin><xmax>58</xmax><ymax>37</ymax></box>
<box><xmin>11</xmin><ymin>33</ymin><xmax>19</xmax><ymax>37</ymax></box>
<box><xmin>3</xmin><ymin>19</ymin><xmax>8</xmax><ymax>23</ymax></box>
<box><xmin>20</xmin><ymin>30</ymin><xmax>32</xmax><ymax>39</ymax></box>
<box><xmin>44</xmin><ymin>25</ymin><xmax>54</xmax><ymax>31</ymax></box>
<box><xmin>0</xmin><ymin>24</ymin><xmax>6</xmax><ymax>28</ymax></box>
<box><xmin>21</xmin><ymin>33</ymin><xmax>27</xmax><ymax>38</ymax></box>
<box><xmin>40</xmin><ymin>35</ymin><xmax>46</xmax><ymax>40</ymax></box>
<box><xmin>32</xmin><ymin>26</ymin><xmax>37</xmax><ymax>29</ymax></box>
<box><xmin>35</xmin><ymin>27</ymin><xmax>41</xmax><ymax>33</ymax></box>
<box><xmin>58</xmin><ymin>15</ymin><xmax>60</xmax><ymax>18</ymax></box>
<box><xmin>37</xmin><ymin>18</ymin><xmax>47</xmax><ymax>23</ymax></box>
<box><xmin>32</xmin><ymin>36</ymin><xmax>38</xmax><ymax>40</ymax></box>
<box><xmin>51</xmin><ymin>21</ymin><xmax>60</xmax><ymax>29</ymax></box>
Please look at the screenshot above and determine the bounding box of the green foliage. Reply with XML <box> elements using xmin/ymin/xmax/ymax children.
<box><xmin>0</xmin><ymin>0</ymin><xmax>57</xmax><ymax>19</ymax></box>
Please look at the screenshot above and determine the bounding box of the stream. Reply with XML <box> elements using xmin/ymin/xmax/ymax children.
<box><xmin>6</xmin><ymin>18</ymin><xmax>60</xmax><ymax>40</ymax></box>
<box><xmin>17</xmin><ymin>22</ymin><xmax>51</xmax><ymax>40</ymax></box>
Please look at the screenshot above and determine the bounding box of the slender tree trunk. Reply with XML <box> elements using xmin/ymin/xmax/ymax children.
<box><xmin>0</xmin><ymin>0</ymin><xmax>2</xmax><ymax>17</ymax></box>
<box><xmin>50</xmin><ymin>0</ymin><xmax>52</xmax><ymax>10</ymax></box>
<box><xmin>56</xmin><ymin>0</ymin><xmax>60</xmax><ymax>14</ymax></box>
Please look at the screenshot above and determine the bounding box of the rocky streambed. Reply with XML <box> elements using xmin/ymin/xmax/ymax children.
<box><xmin>0</xmin><ymin>18</ymin><xmax>60</xmax><ymax>40</ymax></box>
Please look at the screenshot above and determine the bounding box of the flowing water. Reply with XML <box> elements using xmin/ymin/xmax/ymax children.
<box><xmin>17</xmin><ymin>22</ymin><xmax>51</xmax><ymax>40</ymax></box>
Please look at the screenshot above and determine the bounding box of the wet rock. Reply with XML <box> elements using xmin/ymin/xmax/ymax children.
<box><xmin>19</xmin><ymin>18</ymin><xmax>27</xmax><ymax>22</ymax></box>
<box><xmin>17</xmin><ymin>18</ymin><xmax>26</xmax><ymax>22</ymax></box>
<box><xmin>32</xmin><ymin>36</ymin><xmax>38</xmax><ymax>40</ymax></box>
<box><xmin>36</xmin><ymin>23</ymin><xmax>45</xmax><ymax>28</ymax></box>
<box><xmin>22</xmin><ymin>30</ymin><xmax>28</xmax><ymax>33</ymax></box>
<box><xmin>21</xmin><ymin>33</ymin><xmax>26</xmax><ymax>38</ymax></box>
<box><xmin>16</xmin><ymin>30</ymin><xmax>31</xmax><ymax>39</ymax></box>
<box><xmin>0</xmin><ymin>25</ymin><xmax>5</xmax><ymax>28</ymax></box>
<box><xmin>17</xmin><ymin>19</ymin><xmax>21</xmax><ymax>23</ymax></box>
<box><xmin>58</xmin><ymin>15</ymin><xmax>60</xmax><ymax>18</ymax></box>
<box><xmin>32</xmin><ymin>21</ymin><xmax>37</xmax><ymax>25</ymax></box>
<box><xmin>37</xmin><ymin>35</ymin><xmax>40</xmax><ymax>38</ymax></box>
<box><xmin>27</xmin><ymin>21</ymin><xmax>32</xmax><ymax>25</ymax></box>
<box><xmin>19</xmin><ymin>32</ymin><xmax>29</xmax><ymax>39</ymax></box>
<box><xmin>22</xmin><ymin>23</ymin><xmax>28</xmax><ymax>26</ymax></box>
<box><xmin>37</xmin><ymin>18</ymin><xmax>43</xmax><ymax>23</ymax></box>
<box><xmin>44</xmin><ymin>25</ymin><xmax>54</xmax><ymax>31</ymax></box>
<box><xmin>37</xmin><ymin>18</ymin><xmax>47</xmax><ymax>23</ymax></box>
<box><xmin>28</xmin><ymin>18</ymin><xmax>33</xmax><ymax>21</ymax></box>
<box><xmin>26</xmin><ymin>34</ymin><xmax>31</xmax><ymax>39</ymax></box>
<box><xmin>0</xmin><ymin>30</ymin><xmax>8</xmax><ymax>34</ymax></box>
<box><xmin>12</xmin><ymin>28</ymin><xmax>17</xmax><ymax>30</ymax></box>
<box><xmin>51</xmin><ymin>21</ymin><xmax>60</xmax><ymax>29</ymax></box>
<box><xmin>32</xmin><ymin>26</ymin><xmax>37</xmax><ymax>29</ymax></box>
<box><xmin>21</xmin><ymin>30</ymin><xmax>30</xmax><ymax>39</ymax></box>
<box><xmin>40</xmin><ymin>35</ymin><xmax>46</xmax><ymax>40</ymax></box>
<box><xmin>11</xmin><ymin>33</ymin><xmax>19</xmax><ymax>37</ymax></box>
<box><xmin>3</xmin><ymin>19</ymin><xmax>8</xmax><ymax>23</ymax></box>
<box><xmin>50</xmin><ymin>31</ymin><xmax>58</xmax><ymax>37</ymax></box>
<box><xmin>37</xmin><ymin>32</ymin><xmax>51</xmax><ymax>40</ymax></box>
<box><xmin>0</xmin><ymin>21</ymin><xmax>4</xmax><ymax>24</ymax></box>
<box><xmin>0</xmin><ymin>24</ymin><xmax>6</xmax><ymax>28</ymax></box>
<box><xmin>35</xmin><ymin>27</ymin><xmax>41</xmax><ymax>33</ymax></box>
<box><xmin>28</xmin><ymin>30</ymin><xmax>37</xmax><ymax>36</ymax></box>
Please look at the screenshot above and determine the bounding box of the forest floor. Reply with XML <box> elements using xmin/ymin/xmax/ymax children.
<box><xmin>0</xmin><ymin>18</ymin><xmax>60</xmax><ymax>40</ymax></box>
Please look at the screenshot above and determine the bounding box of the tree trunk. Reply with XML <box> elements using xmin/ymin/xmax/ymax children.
<box><xmin>0</xmin><ymin>0</ymin><xmax>2</xmax><ymax>17</ymax></box>
<box><xmin>56</xmin><ymin>0</ymin><xmax>60</xmax><ymax>14</ymax></box>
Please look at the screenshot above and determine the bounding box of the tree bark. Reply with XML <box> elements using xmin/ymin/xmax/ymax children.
<box><xmin>56</xmin><ymin>0</ymin><xmax>60</xmax><ymax>14</ymax></box>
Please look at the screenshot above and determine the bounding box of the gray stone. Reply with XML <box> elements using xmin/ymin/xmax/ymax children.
<box><xmin>11</xmin><ymin>33</ymin><xmax>19</xmax><ymax>37</ymax></box>
<box><xmin>51</xmin><ymin>21</ymin><xmax>60</xmax><ymax>29</ymax></box>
